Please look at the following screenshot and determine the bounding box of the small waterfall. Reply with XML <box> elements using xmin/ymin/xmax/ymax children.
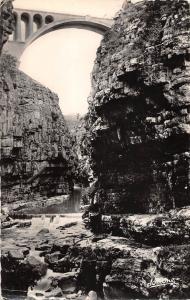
<box><xmin>2</xmin><ymin>187</ymin><xmax>83</xmax><ymax>300</ymax></box>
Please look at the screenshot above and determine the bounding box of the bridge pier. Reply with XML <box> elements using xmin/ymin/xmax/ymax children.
<box><xmin>26</xmin><ymin>14</ymin><xmax>33</xmax><ymax>38</ymax></box>
<box><xmin>41</xmin><ymin>17</ymin><xmax>45</xmax><ymax>27</ymax></box>
<box><xmin>15</xmin><ymin>13</ymin><xmax>22</xmax><ymax>41</ymax></box>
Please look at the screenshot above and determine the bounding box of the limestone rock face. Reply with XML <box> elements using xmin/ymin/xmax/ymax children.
<box><xmin>87</xmin><ymin>0</ymin><xmax>190</xmax><ymax>214</ymax></box>
<box><xmin>0</xmin><ymin>54</ymin><xmax>77</xmax><ymax>204</ymax></box>
<box><xmin>0</xmin><ymin>2</ymin><xmax>77</xmax><ymax>205</ymax></box>
<box><xmin>42</xmin><ymin>233</ymin><xmax>190</xmax><ymax>299</ymax></box>
<box><xmin>82</xmin><ymin>1</ymin><xmax>190</xmax><ymax>298</ymax></box>
<box><xmin>0</xmin><ymin>0</ymin><xmax>14</xmax><ymax>53</ymax></box>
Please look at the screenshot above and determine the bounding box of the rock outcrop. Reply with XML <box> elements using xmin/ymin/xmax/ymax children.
<box><xmin>1</xmin><ymin>203</ymin><xmax>190</xmax><ymax>299</ymax></box>
<box><xmin>42</xmin><ymin>227</ymin><xmax>190</xmax><ymax>299</ymax></box>
<box><xmin>0</xmin><ymin>1</ymin><xmax>77</xmax><ymax>206</ymax></box>
<box><xmin>1</xmin><ymin>0</ymin><xmax>190</xmax><ymax>299</ymax></box>
<box><xmin>1</xmin><ymin>249</ymin><xmax>47</xmax><ymax>291</ymax></box>
<box><xmin>0</xmin><ymin>0</ymin><xmax>14</xmax><ymax>54</ymax></box>
<box><xmin>87</xmin><ymin>0</ymin><xmax>190</xmax><ymax>216</ymax></box>
<box><xmin>0</xmin><ymin>54</ymin><xmax>77</xmax><ymax>205</ymax></box>
<box><xmin>83</xmin><ymin>0</ymin><xmax>190</xmax><ymax>298</ymax></box>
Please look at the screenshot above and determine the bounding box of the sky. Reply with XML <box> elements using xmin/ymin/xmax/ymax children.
<box><xmin>13</xmin><ymin>0</ymin><xmax>125</xmax><ymax>116</ymax></box>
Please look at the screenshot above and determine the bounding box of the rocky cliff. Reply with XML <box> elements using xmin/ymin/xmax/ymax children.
<box><xmin>0</xmin><ymin>0</ymin><xmax>14</xmax><ymax>54</ymax></box>
<box><xmin>0</xmin><ymin>1</ymin><xmax>77</xmax><ymax>206</ymax></box>
<box><xmin>81</xmin><ymin>1</ymin><xmax>190</xmax><ymax>298</ymax></box>
<box><xmin>87</xmin><ymin>0</ymin><xmax>190</xmax><ymax>215</ymax></box>
<box><xmin>0</xmin><ymin>54</ymin><xmax>77</xmax><ymax>205</ymax></box>
<box><xmin>1</xmin><ymin>0</ymin><xmax>190</xmax><ymax>299</ymax></box>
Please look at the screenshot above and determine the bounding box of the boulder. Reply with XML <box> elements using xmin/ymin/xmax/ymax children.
<box><xmin>66</xmin><ymin>293</ymin><xmax>78</xmax><ymax>299</ymax></box>
<box><xmin>35</xmin><ymin>241</ymin><xmax>52</xmax><ymax>252</ymax></box>
<box><xmin>7</xmin><ymin>249</ymin><xmax>25</xmax><ymax>260</ymax></box>
<box><xmin>120</xmin><ymin>207</ymin><xmax>190</xmax><ymax>245</ymax></box>
<box><xmin>1</xmin><ymin>252</ymin><xmax>47</xmax><ymax>291</ymax></box>
<box><xmin>2</xmin><ymin>220</ymin><xmax>18</xmax><ymax>229</ymax></box>
<box><xmin>24</xmin><ymin>256</ymin><xmax>47</xmax><ymax>277</ymax></box>
<box><xmin>52</xmin><ymin>238</ymin><xmax>74</xmax><ymax>254</ymax></box>
<box><xmin>17</xmin><ymin>220</ymin><xmax>32</xmax><ymax>228</ymax></box>
<box><xmin>49</xmin><ymin>271</ymin><xmax>78</xmax><ymax>294</ymax></box>
<box><xmin>44</xmin><ymin>251</ymin><xmax>64</xmax><ymax>271</ymax></box>
<box><xmin>37</xmin><ymin>228</ymin><xmax>49</xmax><ymax>235</ymax></box>
<box><xmin>44</xmin><ymin>287</ymin><xmax>63</xmax><ymax>298</ymax></box>
<box><xmin>57</xmin><ymin>222</ymin><xmax>78</xmax><ymax>230</ymax></box>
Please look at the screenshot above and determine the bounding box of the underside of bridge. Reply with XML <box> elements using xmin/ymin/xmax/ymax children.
<box><xmin>4</xmin><ymin>8</ymin><xmax>112</xmax><ymax>60</ymax></box>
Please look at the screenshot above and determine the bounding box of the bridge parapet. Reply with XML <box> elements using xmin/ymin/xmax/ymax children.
<box><xmin>10</xmin><ymin>8</ymin><xmax>113</xmax><ymax>43</ymax></box>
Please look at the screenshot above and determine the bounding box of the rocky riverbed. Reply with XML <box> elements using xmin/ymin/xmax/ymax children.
<box><xmin>1</xmin><ymin>211</ymin><xmax>90</xmax><ymax>299</ymax></box>
<box><xmin>1</xmin><ymin>0</ymin><xmax>190</xmax><ymax>299</ymax></box>
<box><xmin>2</xmin><ymin>197</ymin><xmax>190</xmax><ymax>299</ymax></box>
<box><xmin>1</xmin><ymin>190</ymin><xmax>92</xmax><ymax>299</ymax></box>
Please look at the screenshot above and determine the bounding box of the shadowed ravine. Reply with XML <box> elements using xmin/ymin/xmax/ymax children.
<box><xmin>1</xmin><ymin>0</ymin><xmax>190</xmax><ymax>299</ymax></box>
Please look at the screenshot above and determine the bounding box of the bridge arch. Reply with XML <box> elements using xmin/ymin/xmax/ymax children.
<box><xmin>5</xmin><ymin>10</ymin><xmax>112</xmax><ymax>60</ymax></box>
<box><xmin>25</xmin><ymin>18</ymin><xmax>110</xmax><ymax>49</ymax></box>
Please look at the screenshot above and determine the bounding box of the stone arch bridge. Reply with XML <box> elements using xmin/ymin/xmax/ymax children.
<box><xmin>4</xmin><ymin>8</ymin><xmax>113</xmax><ymax>61</ymax></box>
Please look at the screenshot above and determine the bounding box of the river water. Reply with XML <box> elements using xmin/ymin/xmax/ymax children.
<box><xmin>23</xmin><ymin>186</ymin><xmax>81</xmax><ymax>215</ymax></box>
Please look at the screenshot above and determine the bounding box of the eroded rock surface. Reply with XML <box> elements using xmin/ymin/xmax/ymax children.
<box><xmin>42</xmin><ymin>232</ymin><xmax>190</xmax><ymax>299</ymax></box>
<box><xmin>1</xmin><ymin>208</ymin><xmax>190</xmax><ymax>299</ymax></box>
<box><xmin>1</xmin><ymin>0</ymin><xmax>190</xmax><ymax>299</ymax></box>
<box><xmin>0</xmin><ymin>0</ymin><xmax>14</xmax><ymax>53</ymax></box>
<box><xmin>0</xmin><ymin>54</ymin><xmax>77</xmax><ymax>205</ymax></box>
<box><xmin>1</xmin><ymin>1</ymin><xmax>77</xmax><ymax>206</ymax></box>
<box><xmin>82</xmin><ymin>0</ymin><xmax>190</xmax><ymax>298</ymax></box>
<box><xmin>86</xmin><ymin>0</ymin><xmax>190</xmax><ymax>214</ymax></box>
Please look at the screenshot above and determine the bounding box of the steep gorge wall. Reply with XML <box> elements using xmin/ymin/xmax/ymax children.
<box><xmin>0</xmin><ymin>2</ymin><xmax>77</xmax><ymax>205</ymax></box>
<box><xmin>1</xmin><ymin>58</ymin><xmax>77</xmax><ymax>204</ymax></box>
<box><xmin>87</xmin><ymin>0</ymin><xmax>190</xmax><ymax>215</ymax></box>
<box><xmin>78</xmin><ymin>2</ymin><xmax>190</xmax><ymax>297</ymax></box>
